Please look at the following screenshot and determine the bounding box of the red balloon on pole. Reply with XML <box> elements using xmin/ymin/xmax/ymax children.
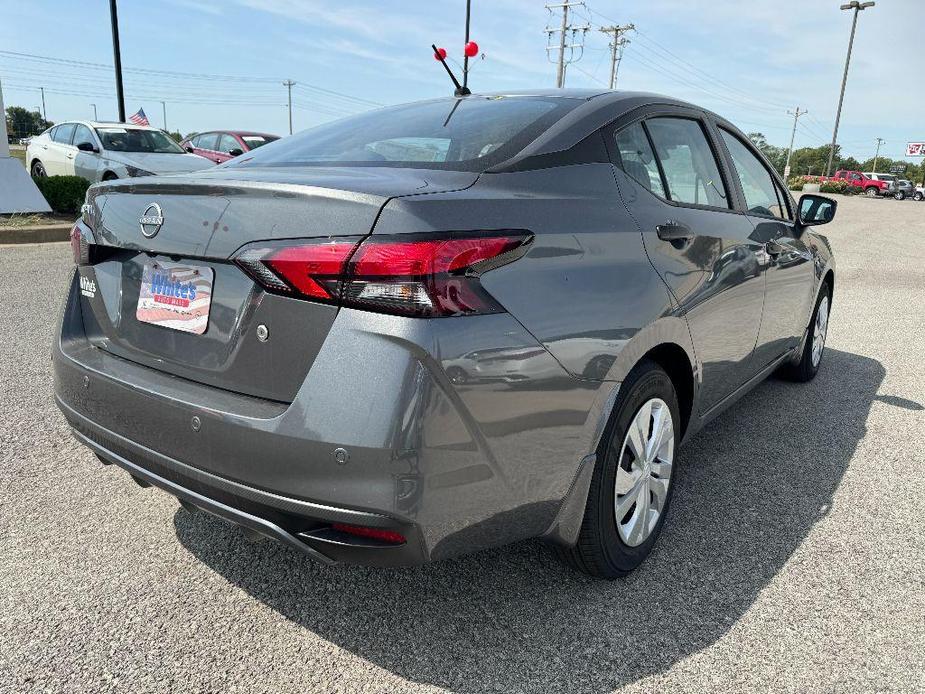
<box><xmin>464</xmin><ymin>41</ymin><xmax>479</xmax><ymax>58</ymax></box>
<box><xmin>434</xmin><ymin>47</ymin><xmax>447</xmax><ymax>61</ymax></box>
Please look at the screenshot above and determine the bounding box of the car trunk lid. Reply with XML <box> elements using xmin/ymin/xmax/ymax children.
<box><xmin>78</xmin><ymin>167</ymin><xmax>478</xmax><ymax>402</ymax></box>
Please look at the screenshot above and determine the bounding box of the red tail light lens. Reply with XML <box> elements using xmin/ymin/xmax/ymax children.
<box><xmin>234</xmin><ymin>239</ymin><xmax>360</xmax><ymax>304</ymax></box>
<box><xmin>331</xmin><ymin>523</ymin><xmax>406</xmax><ymax>545</ymax></box>
<box><xmin>70</xmin><ymin>223</ymin><xmax>90</xmax><ymax>266</ymax></box>
<box><xmin>233</xmin><ymin>232</ymin><xmax>531</xmax><ymax>317</ymax></box>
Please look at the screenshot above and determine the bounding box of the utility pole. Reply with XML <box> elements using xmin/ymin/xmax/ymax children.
<box><xmin>109</xmin><ymin>0</ymin><xmax>126</xmax><ymax>122</ymax></box>
<box><xmin>784</xmin><ymin>107</ymin><xmax>807</xmax><ymax>179</ymax></box>
<box><xmin>39</xmin><ymin>87</ymin><xmax>47</xmax><ymax>122</ymax></box>
<box><xmin>872</xmin><ymin>137</ymin><xmax>885</xmax><ymax>173</ymax></box>
<box><xmin>600</xmin><ymin>24</ymin><xmax>634</xmax><ymax>89</ymax></box>
<box><xmin>545</xmin><ymin>1</ymin><xmax>590</xmax><ymax>88</ymax></box>
<box><xmin>283</xmin><ymin>80</ymin><xmax>295</xmax><ymax>135</ymax></box>
<box><xmin>90</xmin><ymin>103</ymin><xmax>98</xmax><ymax>120</ymax></box>
<box><xmin>161</xmin><ymin>100</ymin><xmax>167</xmax><ymax>131</ymax></box>
<box><xmin>825</xmin><ymin>1</ymin><xmax>875</xmax><ymax>176</ymax></box>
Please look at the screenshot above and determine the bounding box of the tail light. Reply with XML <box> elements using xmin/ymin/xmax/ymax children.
<box><xmin>233</xmin><ymin>232</ymin><xmax>531</xmax><ymax>317</ymax></box>
<box><xmin>70</xmin><ymin>223</ymin><xmax>90</xmax><ymax>265</ymax></box>
<box><xmin>331</xmin><ymin>523</ymin><xmax>406</xmax><ymax>545</ymax></box>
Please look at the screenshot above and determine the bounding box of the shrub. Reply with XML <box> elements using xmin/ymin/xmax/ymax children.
<box><xmin>31</xmin><ymin>175</ymin><xmax>89</xmax><ymax>214</ymax></box>
<box><xmin>819</xmin><ymin>180</ymin><xmax>849</xmax><ymax>194</ymax></box>
<box><xmin>845</xmin><ymin>185</ymin><xmax>863</xmax><ymax>196</ymax></box>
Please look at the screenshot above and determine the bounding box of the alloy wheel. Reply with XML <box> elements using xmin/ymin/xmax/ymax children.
<box><xmin>613</xmin><ymin>398</ymin><xmax>674</xmax><ymax>547</ymax></box>
<box><xmin>812</xmin><ymin>295</ymin><xmax>829</xmax><ymax>367</ymax></box>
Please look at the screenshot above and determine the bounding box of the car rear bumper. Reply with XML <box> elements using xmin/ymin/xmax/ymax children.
<box><xmin>53</xmin><ymin>271</ymin><xmax>614</xmax><ymax>565</ymax></box>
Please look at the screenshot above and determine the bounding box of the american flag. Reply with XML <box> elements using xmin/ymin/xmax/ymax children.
<box><xmin>129</xmin><ymin>108</ymin><xmax>150</xmax><ymax>126</ymax></box>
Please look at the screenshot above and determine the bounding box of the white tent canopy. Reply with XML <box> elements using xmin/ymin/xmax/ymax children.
<box><xmin>0</xmin><ymin>77</ymin><xmax>51</xmax><ymax>214</ymax></box>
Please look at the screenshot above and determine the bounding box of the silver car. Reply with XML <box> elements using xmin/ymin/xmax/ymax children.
<box><xmin>54</xmin><ymin>90</ymin><xmax>837</xmax><ymax>578</ymax></box>
<box><xmin>26</xmin><ymin>120</ymin><xmax>214</xmax><ymax>182</ymax></box>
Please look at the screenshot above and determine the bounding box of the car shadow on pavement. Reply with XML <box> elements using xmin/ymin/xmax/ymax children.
<box><xmin>173</xmin><ymin>348</ymin><xmax>883</xmax><ymax>693</ymax></box>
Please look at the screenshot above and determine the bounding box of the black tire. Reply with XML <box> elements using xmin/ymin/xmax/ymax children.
<box><xmin>778</xmin><ymin>281</ymin><xmax>831</xmax><ymax>383</ymax></box>
<box><xmin>30</xmin><ymin>160</ymin><xmax>46</xmax><ymax>177</ymax></box>
<box><xmin>895</xmin><ymin>191</ymin><xmax>906</xmax><ymax>201</ymax></box>
<box><xmin>864</xmin><ymin>187</ymin><xmax>878</xmax><ymax>198</ymax></box>
<box><xmin>915</xmin><ymin>192</ymin><xmax>923</xmax><ymax>202</ymax></box>
<box><xmin>557</xmin><ymin>359</ymin><xmax>680</xmax><ymax>579</ymax></box>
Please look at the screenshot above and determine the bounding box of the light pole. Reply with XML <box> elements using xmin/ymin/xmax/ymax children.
<box><xmin>825</xmin><ymin>1</ymin><xmax>875</xmax><ymax>177</ymax></box>
<box><xmin>90</xmin><ymin>103</ymin><xmax>98</xmax><ymax>120</ymax></box>
<box><xmin>110</xmin><ymin>0</ymin><xmax>126</xmax><ymax>122</ymax></box>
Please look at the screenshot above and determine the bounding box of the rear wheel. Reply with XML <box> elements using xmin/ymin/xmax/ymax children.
<box><xmin>779</xmin><ymin>282</ymin><xmax>830</xmax><ymax>382</ymax></box>
<box><xmin>30</xmin><ymin>160</ymin><xmax>46</xmax><ymax>177</ymax></box>
<box><xmin>895</xmin><ymin>191</ymin><xmax>906</xmax><ymax>201</ymax></box>
<box><xmin>557</xmin><ymin>359</ymin><xmax>680</xmax><ymax>579</ymax></box>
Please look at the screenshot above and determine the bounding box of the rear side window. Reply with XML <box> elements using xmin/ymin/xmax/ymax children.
<box><xmin>614</xmin><ymin>123</ymin><xmax>666</xmax><ymax>198</ymax></box>
<box><xmin>719</xmin><ymin>129</ymin><xmax>789</xmax><ymax>219</ymax></box>
<box><xmin>52</xmin><ymin>123</ymin><xmax>76</xmax><ymax>145</ymax></box>
<box><xmin>646</xmin><ymin>118</ymin><xmax>728</xmax><ymax>208</ymax></box>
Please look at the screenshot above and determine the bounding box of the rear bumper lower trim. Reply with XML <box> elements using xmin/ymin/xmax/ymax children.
<box><xmin>71</xmin><ymin>427</ymin><xmax>338</xmax><ymax>565</ymax></box>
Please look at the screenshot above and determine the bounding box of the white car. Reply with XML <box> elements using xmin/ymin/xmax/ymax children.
<box><xmin>26</xmin><ymin>120</ymin><xmax>214</xmax><ymax>182</ymax></box>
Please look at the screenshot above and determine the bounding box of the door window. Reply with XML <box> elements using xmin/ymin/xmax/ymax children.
<box><xmin>720</xmin><ymin>129</ymin><xmax>790</xmax><ymax>219</ymax></box>
<box><xmin>645</xmin><ymin>118</ymin><xmax>729</xmax><ymax>208</ymax></box>
<box><xmin>72</xmin><ymin>125</ymin><xmax>96</xmax><ymax>149</ymax></box>
<box><xmin>614</xmin><ymin>122</ymin><xmax>666</xmax><ymax>198</ymax></box>
<box><xmin>52</xmin><ymin>123</ymin><xmax>76</xmax><ymax>145</ymax></box>
<box><xmin>218</xmin><ymin>134</ymin><xmax>240</xmax><ymax>153</ymax></box>
<box><xmin>197</xmin><ymin>133</ymin><xmax>219</xmax><ymax>151</ymax></box>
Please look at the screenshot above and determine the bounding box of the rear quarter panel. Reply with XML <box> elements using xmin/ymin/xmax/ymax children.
<box><xmin>373</xmin><ymin>163</ymin><xmax>686</xmax><ymax>383</ymax></box>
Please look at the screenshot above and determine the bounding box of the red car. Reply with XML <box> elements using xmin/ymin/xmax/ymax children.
<box><xmin>180</xmin><ymin>130</ymin><xmax>280</xmax><ymax>164</ymax></box>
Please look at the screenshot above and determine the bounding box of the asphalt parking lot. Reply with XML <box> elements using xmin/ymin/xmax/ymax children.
<box><xmin>1</xmin><ymin>194</ymin><xmax>923</xmax><ymax>693</ymax></box>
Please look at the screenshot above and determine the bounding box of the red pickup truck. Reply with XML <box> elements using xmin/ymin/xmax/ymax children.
<box><xmin>825</xmin><ymin>170</ymin><xmax>894</xmax><ymax>197</ymax></box>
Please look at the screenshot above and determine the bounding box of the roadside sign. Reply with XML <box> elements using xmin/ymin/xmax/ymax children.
<box><xmin>890</xmin><ymin>164</ymin><xmax>907</xmax><ymax>174</ymax></box>
<box><xmin>783</xmin><ymin>165</ymin><xmax>791</xmax><ymax>178</ymax></box>
<box><xmin>905</xmin><ymin>142</ymin><xmax>925</xmax><ymax>156</ymax></box>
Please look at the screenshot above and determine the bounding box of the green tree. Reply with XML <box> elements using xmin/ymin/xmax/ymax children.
<box><xmin>747</xmin><ymin>132</ymin><xmax>787</xmax><ymax>176</ymax></box>
<box><xmin>5</xmin><ymin>106</ymin><xmax>51</xmax><ymax>138</ymax></box>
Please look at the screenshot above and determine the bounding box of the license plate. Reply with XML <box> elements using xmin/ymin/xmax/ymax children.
<box><xmin>136</xmin><ymin>260</ymin><xmax>214</xmax><ymax>335</ymax></box>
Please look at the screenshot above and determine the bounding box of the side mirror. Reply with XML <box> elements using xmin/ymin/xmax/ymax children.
<box><xmin>797</xmin><ymin>194</ymin><xmax>836</xmax><ymax>228</ymax></box>
<box><xmin>228</xmin><ymin>148</ymin><xmax>243</xmax><ymax>157</ymax></box>
<box><xmin>184</xmin><ymin>145</ymin><xmax>194</xmax><ymax>153</ymax></box>
<box><xmin>76</xmin><ymin>141</ymin><xmax>98</xmax><ymax>153</ymax></box>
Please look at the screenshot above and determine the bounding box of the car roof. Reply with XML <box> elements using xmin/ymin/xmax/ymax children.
<box><xmin>186</xmin><ymin>130</ymin><xmax>279</xmax><ymax>138</ymax></box>
<box><xmin>48</xmin><ymin>120</ymin><xmax>163</xmax><ymax>131</ymax></box>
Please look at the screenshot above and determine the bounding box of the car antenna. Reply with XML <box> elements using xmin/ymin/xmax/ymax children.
<box><xmin>432</xmin><ymin>44</ymin><xmax>470</xmax><ymax>96</ymax></box>
<box><xmin>431</xmin><ymin>0</ymin><xmax>479</xmax><ymax>97</ymax></box>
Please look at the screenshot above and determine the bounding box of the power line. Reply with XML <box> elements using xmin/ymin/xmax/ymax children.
<box><xmin>0</xmin><ymin>49</ymin><xmax>382</xmax><ymax>107</ymax></box>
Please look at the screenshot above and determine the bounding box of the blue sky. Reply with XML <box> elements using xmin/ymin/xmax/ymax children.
<box><xmin>2</xmin><ymin>0</ymin><xmax>921</xmax><ymax>162</ymax></box>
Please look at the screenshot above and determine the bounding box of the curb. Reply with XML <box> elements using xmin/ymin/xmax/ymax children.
<box><xmin>0</xmin><ymin>224</ymin><xmax>73</xmax><ymax>245</ymax></box>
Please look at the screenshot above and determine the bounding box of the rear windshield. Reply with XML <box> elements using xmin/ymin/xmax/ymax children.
<box><xmin>241</xmin><ymin>135</ymin><xmax>277</xmax><ymax>149</ymax></box>
<box><xmin>96</xmin><ymin>127</ymin><xmax>186</xmax><ymax>154</ymax></box>
<box><xmin>227</xmin><ymin>96</ymin><xmax>579</xmax><ymax>171</ymax></box>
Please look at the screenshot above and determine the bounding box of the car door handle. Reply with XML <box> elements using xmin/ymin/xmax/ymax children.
<box><xmin>656</xmin><ymin>222</ymin><xmax>694</xmax><ymax>242</ymax></box>
<box><xmin>66</xmin><ymin>153</ymin><xmax>75</xmax><ymax>159</ymax></box>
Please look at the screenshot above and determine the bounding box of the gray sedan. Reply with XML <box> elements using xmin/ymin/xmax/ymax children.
<box><xmin>55</xmin><ymin>90</ymin><xmax>837</xmax><ymax>578</ymax></box>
